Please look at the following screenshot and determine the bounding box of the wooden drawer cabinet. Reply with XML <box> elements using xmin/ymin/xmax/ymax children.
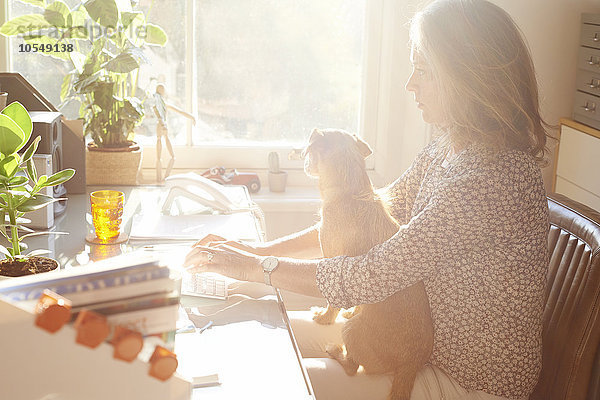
<box><xmin>554</xmin><ymin>118</ymin><xmax>600</xmax><ymax>212</ymax></box>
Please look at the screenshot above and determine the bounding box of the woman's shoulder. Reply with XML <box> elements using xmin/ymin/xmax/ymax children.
<box><xmin>437</xmin><ymin>146</ymin><xmax>548</xmax><ymax>228</ymax></box>
<box><xmin>456</xmin><ymin>144</ymin><xmax>541</xmax><ymax>177</ymax></box>
<box><xmin>444</xmin><ymin>144</ymin><xmax>546</xmax><ymax>199</ymax></box>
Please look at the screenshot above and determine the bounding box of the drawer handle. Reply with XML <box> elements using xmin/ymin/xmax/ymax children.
<box><xmin>594</xmin><ymin>33</ymin><xmax>600</xmax><ymax>42</ymax></box>
<box><xmin>589</xmin><ymin>79</ymin><xmax>600</xmax><ymax>89</ymax></box>
<box><xmin>588</xmin><ymin>56</ymin><xmax>599</xmax><ymax>65</ymax></box>
<box><xmin>581</xmin><ymin>101</ymin><xmax>597</xmax><ymax>112</ymax></box>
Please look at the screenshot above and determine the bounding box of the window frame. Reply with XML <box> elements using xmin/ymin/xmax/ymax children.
<box><xmin>141</xmin><ymin>0</ymin><xmax>385</xmax><ymax>178</ymax></box>
<box><xmin>143</xmin><ymin>0</ymin><xmax>389</xmax><ymax>180</ymax></box>
<box><xmin>2</xmin><ymin>0</ymin><xmax>426</xmax><ymax>188</ymax></box>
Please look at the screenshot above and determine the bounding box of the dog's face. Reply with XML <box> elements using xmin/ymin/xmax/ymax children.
<box><xmin>303</xmin><ymin>128</ymin><xmax>372</xmax><ymax>177</ymax></box>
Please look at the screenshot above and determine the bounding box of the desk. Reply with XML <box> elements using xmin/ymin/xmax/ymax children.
<box><xmin>21</xmin><ymin>186</ymin><xmax>315</xmax><ymax>400</ymax></box>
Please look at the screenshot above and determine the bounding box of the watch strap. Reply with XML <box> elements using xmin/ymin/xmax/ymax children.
<box><xmin>263</xmin><ymin>270</ymin><xmax>272</xmax><ymax>286</ymax></box>
<box><xmin>261</xmin><ymin>256</ymin><xmax>279</xmax><ymax>286</ymax></box>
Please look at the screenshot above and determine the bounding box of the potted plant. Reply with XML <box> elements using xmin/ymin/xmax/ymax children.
<box><xmin>268</xmin><ymin>151</ymin><xmax>287</xmax><ymax>192</ymax></box>
<box><xmin>0</xmin><ymin>101</ymin><xmax>75</xmax><ymax>277</ymax></box>
<box><xmin>0</xmin><ymin>0</ymin><xmax>167</xmax><ymax>185</ymax></box>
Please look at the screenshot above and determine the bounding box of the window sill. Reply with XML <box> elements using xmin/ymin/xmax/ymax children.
<box><xmin>251</xmin><ymin>185</ymin><xmax>321</xmax><ymax>213</ymax></box>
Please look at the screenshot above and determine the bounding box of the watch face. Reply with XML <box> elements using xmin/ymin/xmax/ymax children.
<box><xmin>263</xmin><ymin>257</ymin><xmax>278</xmax><ymax>272</ymax></box>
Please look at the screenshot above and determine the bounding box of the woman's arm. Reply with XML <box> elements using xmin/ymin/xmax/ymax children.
<box><xmin>259</xmin><ymin>225</ymin><xmax>322</xmax><ymax>258</ymax></box>
<box><xmin>197</xmin><ymin>224</ymin><xmax>323</xmax><ymax>259</ymax></box>
<box><xmin>185</xmin><ymin>175</ymin><xmax>463</xmax><ymax>303</ymax></box>
<box><xmin>184</xmin><ymin>244</ymin><xmax>323</xmax><ymax>297</ymax></box>
<box><xmin>185</xmin><ymin>144</ymin><xmax>439</xmax><ymax>299</ymax></box>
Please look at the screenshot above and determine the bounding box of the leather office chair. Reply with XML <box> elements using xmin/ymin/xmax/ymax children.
<box><xmin>530</xmin><ymin>193</ymin><xmax>600</xmax><ymax>400</ymax></box>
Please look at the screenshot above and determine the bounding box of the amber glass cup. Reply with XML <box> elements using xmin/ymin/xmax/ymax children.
<box><xmin>90</xmin><ymin>190</ymin><xmax>124</xmax><ymax>241</ymax></box>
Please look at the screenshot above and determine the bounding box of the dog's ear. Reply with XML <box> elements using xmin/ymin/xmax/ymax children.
<box><xmin>354</xmin><ymin>135</ymin><xmax>372</xmax><ymax>158</ymax></box>
<box><xmin>308</xmin><ymin>128</ymin><xmax>324</xmax><ymax>144</ymax></box>
<box><xmin>303</xmin><ymin>128</ymin><xmax>324</xmax><ymax>158</ymax></box>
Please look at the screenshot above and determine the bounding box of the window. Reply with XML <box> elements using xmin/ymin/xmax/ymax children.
<box><xmin>6</xmin><ymin>0</ymin><xmax>429</xmax><ymax>188</ymax></box>
<box><xmin>5</xmin><ymin>0</ymin><xmax>378</xmax><ymax>175</ymax></box>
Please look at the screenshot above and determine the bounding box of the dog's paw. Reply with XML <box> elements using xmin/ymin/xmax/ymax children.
<box><xmin>312</xmin><ymin>306</ymin><xmax>339</xmax><ymax>325</ymax></box>
<box><xmin>325</xmin><ymin>343</ymin><xmax>344</xmax><ymax>359</ymax></box>
<box><xmin>326</xmin><ymin>344</ymin><xmax>359</xmax><ymax>376</ymax></box>
<box><xmin>313</xmin><ymin>310</ymin><xmax>336</xmax><ymax>325</ymax></box>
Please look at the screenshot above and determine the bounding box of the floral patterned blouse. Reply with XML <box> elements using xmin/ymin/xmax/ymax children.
<box><xmin>316</xmin><ymin>139</ymin><xmax>549</xmax><ymax>399</ymax></box>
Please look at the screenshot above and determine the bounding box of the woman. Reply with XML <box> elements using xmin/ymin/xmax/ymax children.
<box><xmin>185</xmin><ymin>0</ymin><xmax>550</xmax><ymax>398</ymax></box>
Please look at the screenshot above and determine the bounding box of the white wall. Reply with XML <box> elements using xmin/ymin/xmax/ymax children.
<box><xmin>377</xmin><ymin>0</ymin><xmax>600</xmax><ymax>192</ymax></box>
<box><xmin>499</xmin><ymin>0</ymin><xmax>600</xmax><ymax>191</ymax></box>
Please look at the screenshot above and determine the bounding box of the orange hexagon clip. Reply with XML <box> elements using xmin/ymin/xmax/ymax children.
<box><xmin>73</xmin><ymin>309</ymin><xmax>110</xmax><ymax>348</ymax></box>
<box><xmin>112</xmin><ymin>325</ymin><xmax>144</xmax><ymax>362</ymax></box>
<box><xmin>148</xmin><ymin>345</ymin><xmax>178</xmax><ymax>381</ymax></box>
<box><xmin>34</xmin><ymin>289</ymin><xmax>72</xmax><ymax>333</ymax></box>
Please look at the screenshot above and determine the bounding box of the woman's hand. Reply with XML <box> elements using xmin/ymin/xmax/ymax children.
<box><xmin>193</xmin><ymin>234</ymin><xmax>267</xmax><ymax>256</ymax></box>
<box><xmin>184</xmin><ymin>243</ymin><xmax>263</xmax><ymax>283</ymax></box>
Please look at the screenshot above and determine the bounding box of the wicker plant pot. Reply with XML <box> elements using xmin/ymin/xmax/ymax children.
<box><xmin>86</xmin><ymin>142</ymin><xmax>142</xmax><ymax>186</ymax></box>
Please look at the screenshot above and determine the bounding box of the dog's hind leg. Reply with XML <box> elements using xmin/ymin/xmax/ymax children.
<box><xmin>325</xmin><ymin>344</ymin><xmax>360</xmax><ymax>376</ymax></box>
<box><xmin>388</xmin><ymin>367</ymin><xmax>419</xmax><ymax>400</ymax></box>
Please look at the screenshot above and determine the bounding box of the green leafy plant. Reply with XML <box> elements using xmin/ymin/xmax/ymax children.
<box><xmin>0</xmin><ymin>101</ymin><xmax>75</xmax><ymax>261</ymax></box>
<box><xmin>0</xmin><ymin>0</ymin><xmax>168</xmax><ymax>148</ymax></box>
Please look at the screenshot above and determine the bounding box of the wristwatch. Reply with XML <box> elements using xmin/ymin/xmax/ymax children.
<box><xmin>261</xmin><ymin>256</ymin><xmax>279</xmax><ymax>286</ymax></box>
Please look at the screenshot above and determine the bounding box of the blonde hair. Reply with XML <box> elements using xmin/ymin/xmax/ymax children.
<box><xmin>410</xmin><ymin>0</ymin><xmax>550</xmax><ymax>162</ymax></box>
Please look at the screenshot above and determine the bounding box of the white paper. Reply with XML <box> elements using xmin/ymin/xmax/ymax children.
<box><xmin>130</xmin><ymin>212</ymin><xmax>260</xmax><ymax>241</ymax></box>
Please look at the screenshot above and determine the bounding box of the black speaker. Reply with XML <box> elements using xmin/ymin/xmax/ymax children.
<box><xmin>61</xmin><ymin>119</ymin><xmax>86</xmax><ymax>194</ymax></box>
<box><xmin>27</xmin><ymin>112</ymin><xmax>62</xmax><ymax>166</ymax></box>
<box><xmin>27</xmin><ymin>112</ymin><xmax>62</xmax><ymax>172</ymax></box>
<box><xmin>26</xmin><ymin>112</ymin><xmax>67</xmax><ymax>211</ymax></box>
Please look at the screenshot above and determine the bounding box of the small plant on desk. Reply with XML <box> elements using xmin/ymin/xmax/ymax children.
<box><xmin>0</xmin><ymin>101</ymin><xmax>75</xmax><ymax>277</ymax></box>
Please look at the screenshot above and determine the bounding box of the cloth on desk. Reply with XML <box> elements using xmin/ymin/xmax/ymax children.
<box><xmin>185</xmin><ymin>291</ymin><xmax>284</xmax><ymax>330</ymax></box>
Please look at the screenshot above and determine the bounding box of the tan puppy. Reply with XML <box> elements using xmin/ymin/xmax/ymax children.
<box><xmin>304</xmin><ymin>128</ymin><xmax>433</xmax><ymax>400</ymax></box>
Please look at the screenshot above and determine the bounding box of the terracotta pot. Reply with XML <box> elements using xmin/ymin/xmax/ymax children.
<box><xmin>86</xmin><ymin>141</ymin><xmax>142</xmax><ymax>185</ymax></box>
<box><xmin>268</xmin><ymin>171</ymin><xmax>288</xmax><ymax>192</ymax></box>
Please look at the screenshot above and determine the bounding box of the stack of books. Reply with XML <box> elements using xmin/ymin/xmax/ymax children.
<box><xmin>0</xmin><ymin>253</ymin><xmax>180</xmax><ymax>345</ymax></box>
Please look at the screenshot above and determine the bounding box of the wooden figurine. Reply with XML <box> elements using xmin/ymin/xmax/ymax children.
<box><xmin>153</xmin><ymin>83</ymin><xmax>196</xmax><ymax>182</ymax></box>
